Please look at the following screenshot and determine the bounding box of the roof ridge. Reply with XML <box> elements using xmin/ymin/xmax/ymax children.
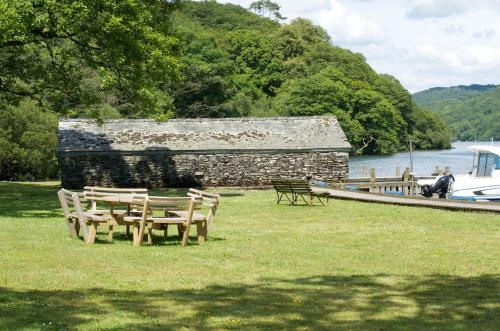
<box><xmin>58</xmin><ymin>116</ymin><xmax>339</xmax><ymax>123</ymax></box>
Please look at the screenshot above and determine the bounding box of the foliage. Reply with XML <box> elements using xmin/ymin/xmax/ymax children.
<box><xmin>0</xmin><ymin>0</ymin><xmax>181</xmax><ymax>119</ymax></box>
<box><xmin>0</xmin><ymin>99</ymin><xmax>58</xmax><ymax>180</ymax></box>
<box><xmin>411</xmin><ymin>107</ymin><xmax>452</xmax><ymax>150</ymax></box>
<box><xmin>0</xmin><ymin>182</ymin><xmax>499</xmax><ymax>329</ymax></box>
<box><xmin>180</xmin><ymin>0</ymin><xmax>278</xmax><ymax>32</ymax></box>
<box><xmin>249</xmin><ymin>0</ymin><xmax>286</xmax><ymax>21</ymax></box>
<box><xmin>413</xmin><ymin>85</ymin><xmax>500</xmax><ymax>141</ymax></box>
<box><xmin>172</xmin><ymin>24</ymin><xmax>239</xmax><ymax>118</ymax></box>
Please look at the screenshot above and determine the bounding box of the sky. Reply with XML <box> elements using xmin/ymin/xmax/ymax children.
<box><xmin>216</xmin><ymin>0</ymin><xmax>500</xmax><ymax>93</ymax></box>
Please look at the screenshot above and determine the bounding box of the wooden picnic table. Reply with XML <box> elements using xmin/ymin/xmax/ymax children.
<box><xmin>101</xmin><ymin>195</ymin><xmax>145</xmax><ymax>242</ymax></box>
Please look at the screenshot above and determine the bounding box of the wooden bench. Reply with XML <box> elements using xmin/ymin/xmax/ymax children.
<box><xmin>169</xmin><ymin>188</ymin><xmax>221</xmax><ymax>241</ymax></box>
<box><xmin>57</xmin><ymin>189</ymin><xmax>110</xmax><ymax>244</ymax></box>
<box><xmin>271</xmin><ymin>178</ymin><xmax>330</xmax><ymax>206</ymax></box>
<box><xmin>83</xmin><ymin>186</ymin><xmax>148</xmax><ymax>241</ymax></box>
<box><xmin>123</xmin><ymin>196</ymin><xmax>203</xmax><ymax>246</ymax></box>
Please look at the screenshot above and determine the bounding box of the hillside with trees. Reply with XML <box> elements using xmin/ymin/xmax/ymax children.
<box><xmin>0</xmin><ymin>0</ymin><xmax>451</xmax><ymax>180</ymax></box>
<box><xmin>413</xmin><ymin>85</ymin><xmax>500</xmax><ymax>141</ymax></box>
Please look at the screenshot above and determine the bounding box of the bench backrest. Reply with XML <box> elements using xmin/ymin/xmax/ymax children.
<box><xmin>187</xmin><ymin>188</ymin><xmax>221</xmax><ymax>228</ymax></box>
<box><xmin>58</xmin><ymin>188</ymin><xmax>83</xmax><ymax>218</ymax></box>
<box><xmin>57</xmin><ymin>188</ymin><xmax>89</xmax><ymax>241</ymax></box>
<box><xmin>271</xmin><ymin>179</ymin><xmax>313</xmax><ymax>194</ymax></box>
<box><xmin>147</xmin><ymin>196</ymin><xmax>202</xmax><ymax>212</ymax></box>
<box><xmin>83</xmin><ymin>186</ymin><xmax>148</xmax><ymax>210</ymax></box>
<box><xmin>135</xmin><ymin>197</ymin><xmax>202</xmax><ymax>245</ymax></box>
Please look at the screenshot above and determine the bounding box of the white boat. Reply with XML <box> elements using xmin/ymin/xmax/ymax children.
<box><xmin>418</xmin><ymin>145</ymin><xmax>500</xmax><ymax>201</ymax></box>
<box><xmin>449</xmin><ymin>146</ymin><xmax>500</xmax><ymax>201</ymax></box>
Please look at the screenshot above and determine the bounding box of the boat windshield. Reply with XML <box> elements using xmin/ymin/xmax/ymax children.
<box><xmin>476</xmin><ymin>152</ymin><xmax>496</xmax><ymax>177</ymax></box>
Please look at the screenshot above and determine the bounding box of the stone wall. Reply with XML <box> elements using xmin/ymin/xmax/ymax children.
<box><xmin>59</xmin><ymin>151</ymin><xmax>349</xmax><ymax>189</ymax></box>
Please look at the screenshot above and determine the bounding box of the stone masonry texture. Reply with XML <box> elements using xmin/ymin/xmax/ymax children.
<box><xmin>60</xmin><ymin>151</ymin><xmax>349</xmax><ymax>188</ymax></box>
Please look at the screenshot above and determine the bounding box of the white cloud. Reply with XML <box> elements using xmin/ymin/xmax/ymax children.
<box><xmin>402</xmin><ymin>43</ymin><xmax>500</xmax><ymax>91</ymax></box>
<box><xmin>472</xmin><ymin>29</ymin><xmax>496</xmax><ymax>39</ymax></box>
<box><xmin>443</xmin><ymin>24</ymin><xmax>465</xmax><ymax>35</ymax></box>
<box><xmin>279</xmin><ymin>0</ymin><xmax>331</xmax><ymax>15</ymax></box>
<box><xmin>316</xmin><ymin>1</ymin><xmax>386</xmax><ymax>46</ymax></box>
<box><xmin>405</xmin><ymin>0</ymin><xmax>468</xmax><ymax>19</ymax></box>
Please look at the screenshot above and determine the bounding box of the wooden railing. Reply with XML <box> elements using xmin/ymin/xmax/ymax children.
<box><xmin>324</xmin><ymin>166</ymin><xmax>450</xmax><ymax>197</ymax></box>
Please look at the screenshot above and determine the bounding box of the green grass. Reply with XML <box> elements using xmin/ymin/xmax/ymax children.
<box><xmin>0</xmin><ymin>181</ymin><xmax>499</xmax><ymax>330</ymax></box>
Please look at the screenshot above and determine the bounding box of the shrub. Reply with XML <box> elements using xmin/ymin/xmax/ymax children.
<box><xmin>0</xmin><ymin>99</ymin><xmax>58</xmax><ymax>180</ymax></box>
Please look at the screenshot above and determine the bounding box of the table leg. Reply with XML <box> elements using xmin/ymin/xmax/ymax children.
<box><xmin>177</xmin><ymin>224</ymin><xmax>183</xmax><ymax>239</ymax></box>
<box><xmin>108</xmin><ymin>202</ymin><xmax>115</xmax><ymax>242</ymax></box>
<box><xmin>196</xmin><ymin>222</ymin><xmax>206</xmax><ymax>243</ymax></box>
<box><xmin>87</xmin><ymin>223</ymin><xmax>98</xmax><ymax>244</ymax></box>
<box><xmin>133</xmin><ymin>222</ymin><xmax>140</xmax><ymax>246</ymax></box>
<box><xmin>203</xmin><ymin>221</ymin><xmax>208</xmax><ymax>240</ymax></box>
<box><xmin>108</xmin><ymin>225</ymin><xmax>114</xmax><ymax>242</ymax></box>
<box><xmin>147</xmin><ymin>223</ymin><xmax>153</xmax><ymax>245</ymax></box>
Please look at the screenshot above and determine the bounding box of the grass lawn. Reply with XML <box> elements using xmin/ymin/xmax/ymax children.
<box><xmin>0</xmin><ymin>181</ymin><xmax>499</xmax><ymax>330</ymax></box>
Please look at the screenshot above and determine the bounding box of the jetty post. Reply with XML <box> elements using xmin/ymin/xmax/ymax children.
<box><xmin>361</xmin><ymin>165</ymin><xmax>368</xmax><ymax>177</ymax></box>
<box><xmin>409</xmin><ymin>139</ymin><xmax>414</xmax><ymax>173</ymax></box>
<box><xmin>370</xmin><ymin>168</ymin><xmax>376</xmax><ymax>183</ymax></box>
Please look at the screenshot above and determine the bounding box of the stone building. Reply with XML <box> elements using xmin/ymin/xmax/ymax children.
<box><xmin>57</xmin><ymin>116</ymin><xmax>351</xmax><ymax>188</ymax></box>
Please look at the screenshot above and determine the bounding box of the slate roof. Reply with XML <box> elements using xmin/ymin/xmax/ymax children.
<box><xmin>57</xmin><ymin>116</ymin><xmax>351</xmax><ymax>154</ymax></box>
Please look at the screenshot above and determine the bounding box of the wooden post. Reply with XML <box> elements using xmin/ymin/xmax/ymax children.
<box><xmin>396</xmin><ymin>167</ymin><xmax>401</xmax><ymax>177</ymax></box>
<box><xmin>445</xmin><ymin>166</ymin><xmax>451</xmax><ymax>175</ymax></box>
<box><xmin>403</xmin><ymin>167</ymin><xmax>410</xmax><ymax>181</ymax></box>
<box><xmin>434</xmin><ymin>165</ymin><xmax>440</xmax><ymax>176</ymax></box>
<box><xmin>360</xmin><ymin>165</ymin><xmax>367</xmax><ymax>177</ymax></box>
<box><xmin>369</xmin><ymin>168</ymin><xmax>376</xmax><ymax>193</ymax></box>
<box><xmin>403</xmin><ymin>167</ymin><xmax>410</xmax><ymax>196</ymax></box>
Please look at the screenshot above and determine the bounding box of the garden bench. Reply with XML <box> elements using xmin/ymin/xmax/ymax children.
<box><xmin>169</xmin><ymin>188</ymin><xmax>221</xmax><ymax>240</ymax></box>
<box><xmin>271</xmin><ymin>178</ymin><xmax>330</xmax><ymax>206</ymax></box>
<box><xmin>57</xmin><ymin>189</ymin><xmax>110</xmax><ymax>244</ymax></box>
<box><xmin>122</xmin><ymin>196</ymin><xmax>203</xmax><ymax>246</ymax></box>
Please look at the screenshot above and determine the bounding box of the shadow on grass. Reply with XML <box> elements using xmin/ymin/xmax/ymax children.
<box><xmin>219</xmin><ymin>192</ymin><xmax>245</xmax><ymax>197</ymax></box>
<box><xmin>0</xmin><ymin>182</ymin><xmax>61</xmax><ymax>218</ymax></box>
<box><xmin>0</xmin><ymin>274</ymin><xmax>498</xmax><ymax>330</ymax></box>
<box><xmin>0</xmin><ymin>183</ymin><xmax>191</xmax><ymax>219</ymax></box>
<box><xmin>98</xmin><ymin>232</ymin><xmax>225</xmax><ymax>246</ymax></box>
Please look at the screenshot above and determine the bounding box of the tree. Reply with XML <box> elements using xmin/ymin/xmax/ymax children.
<box><xmin>352</xmin><ymin>90</ymin><xmax>405</xmax><ymax>154</ymax></box>
<box><xmin>172</xmin><ymin>25</ymin><xmax>239</xmax><ymax>118</ymax></box>
<box><xmin>411</xmin><ymin>107</ymin><xmax>451</xmax><ymax>150</ymax></box>
<box><xmin>0</xmin><ymin>0</ymin><xmax>181</xmax><ymax>119</ymax></box>
<box><xmin>228</xmin><ymin>30</ymin><xmax>285</xmax><ymax>96</ymax></box>
<box><xmin>249</xmin><ymin>0</ymin><xmax>286</xmax><ymax>21</ymax></box>
<box><xmin>0</xmin><ymin>99</ymin><xmax>58</xmax><ymax>180</ymax></box>
<box><xmin>275</xmin><ymin>18</ymin><xmax>331</xmax><ymax>61</ymax></box>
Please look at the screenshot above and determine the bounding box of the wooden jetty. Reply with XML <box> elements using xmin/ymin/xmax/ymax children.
<box><xmin>329</xmin><ymin>167</ymin><xmax>421</xmax><ymax>196</ymax></box>
<box><xmin>316</xmin><ymin>188</ymin><xmax>500</xmax><ymax>213</ymax></box>
<box><xmin>328</xmin><ymin>166</ymin><xmax>452</xmax><ymax>197</ymax></box>
<box><xmin>316</xmin><ymin>165</ymin><xmax>500</xmax><ymax>213</ymax></box>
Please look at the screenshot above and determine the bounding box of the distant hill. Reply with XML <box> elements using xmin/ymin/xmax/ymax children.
<box><xmin>413</xmin><ymin>85</ymin><xmax>500</xmax><ymax>141</ymax></box>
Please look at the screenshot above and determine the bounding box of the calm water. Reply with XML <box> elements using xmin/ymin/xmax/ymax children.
<box><xmin>349</xmin><ymin>141</ymin><xmax>500</xmax><ymax>177</ymax></box>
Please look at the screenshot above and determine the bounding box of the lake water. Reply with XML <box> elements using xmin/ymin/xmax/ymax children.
<box><xmin>349</xmin><ymin>141</ymin><xmax>500</xmax><ymax>178</ymax></box>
